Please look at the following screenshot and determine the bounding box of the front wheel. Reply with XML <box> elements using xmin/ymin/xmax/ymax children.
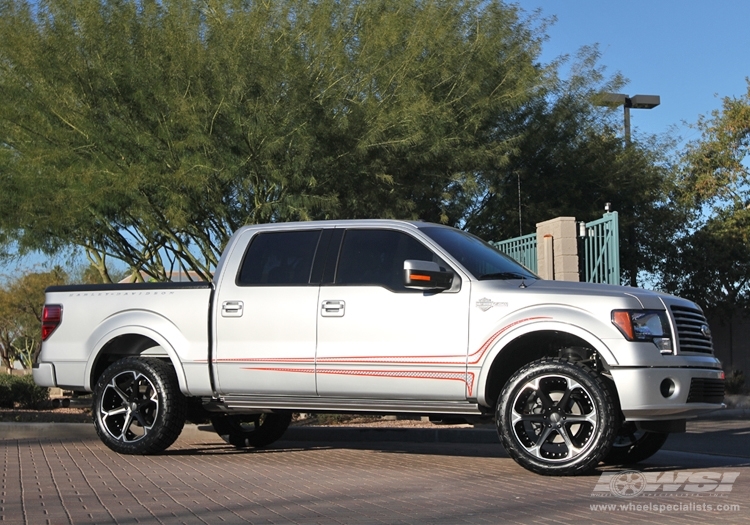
<box><xmin>602</xmin><ymin>423</ymin><xmax>668</xmax><ymax>465</ymax></box>
<box><xmin>496</xmin><ymin>357</ymin><xmax>618</xmax><ymax>476</ymax></box>
<box><xmin>93</xmin><ymin>357</ymin><xmax>186</xmax><ymax>455</ymax></box>
<box><xmin>211</xmin><ymin>412</ymin><xmax>292</xmax><ymax>449</ymax></box>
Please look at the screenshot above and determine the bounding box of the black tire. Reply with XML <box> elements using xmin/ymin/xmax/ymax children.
<box><xmin>602</xmin><ymin>422</ymin><xmax>668</xmax><ymax>465</ymax></box>
<box><xmin>92</xmin><ymin>357</ymin><xmax>186</xmax><ymax>455</ymax></box>
<box><xmin>496</xmin><ymin>357</ymin><xmax>619</xmax><ymax>476</ymax></box>
<box><xmin>211</xmin><ymin>412</ymin><xmax>292</xmax><ymax>449</ymax></box>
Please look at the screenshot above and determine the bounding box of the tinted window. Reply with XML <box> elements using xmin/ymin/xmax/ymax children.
<box><xmin>238</xmin><ymin>230</ymin><xmax>321</xmax><ymax>285</ymax></box>
<box><xmin>420</xmin><ymin>226</ymin><xmax>537</xmax><ymax>280</ymax></box>
<box><xmin>336</xmin><ymin>229</ymin><xmax>441</xmax><ymax>291</ymax></box>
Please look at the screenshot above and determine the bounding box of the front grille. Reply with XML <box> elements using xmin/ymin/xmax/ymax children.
<box><xmin>670</xmin><ymin>305</ymin><xmax>714</xmax><ymax>354</ymax></box>
<box><xmin>686</xmin><ymin>378</ymin><xmax>725</xmax><ymax>404</ymax></box>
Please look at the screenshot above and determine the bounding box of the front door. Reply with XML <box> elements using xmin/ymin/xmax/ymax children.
<box><xmin>316</xmin><ymin>228</ymin><xmax>471</xmax><ymax>400</ymax></box>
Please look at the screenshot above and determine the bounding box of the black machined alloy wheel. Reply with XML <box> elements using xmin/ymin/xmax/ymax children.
<box><xmin>93</xmin><ymin>357</ymin><xmax>186</xmax><ymax>455</ymax></box>
<box><xmin>496</xmin><ymin>357</ymin><xmax>618</xmax><ymax>476</ymax></box>
<box><xmin>211</xmin><ymin>412</ymin><xmax>292</xmax><ymax>449</ymax></box>
<box><xmin>603</xmin><ymin>422</ymin><xmax>669</xmax><ymax>465</ymax></box>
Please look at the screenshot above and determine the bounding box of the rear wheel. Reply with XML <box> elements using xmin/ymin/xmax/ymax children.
<box><xmin>210</xmin><ymin>412</ymin><xmax>292</xmax><ymax>449</ymax></box>
<box><xmin>93</xmin><ymin>357</ymin><xmax>186</xmax><ymax>454</ymax></box>
<box><xmin>602</xmin><ymin>423</ymin><xmax>668</xmax><ymax>465</ymax></box>
<box><xmin>496</xmin><ymin>357</ymin><xmax>618</xmax><ymax>476</ymax></box>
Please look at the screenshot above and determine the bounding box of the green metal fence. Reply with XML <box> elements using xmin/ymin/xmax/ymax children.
<box><xmin>492</xmin><ymin>232</ymin><xmax>538</xmax><ymax>273</ymax></box>
<box><xmin>493</xmin><ymin>212</ymin><xmax>620</xmax><ymax>284</ymax></box>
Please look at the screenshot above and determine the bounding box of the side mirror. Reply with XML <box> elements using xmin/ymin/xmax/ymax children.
<box><xmin>403</xmin><ymin>260</ymin><xmax>453</xmax><ymax>291</ymax></box>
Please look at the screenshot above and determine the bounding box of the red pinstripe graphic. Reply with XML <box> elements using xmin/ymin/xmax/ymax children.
<box><xmin>467</xmin><ymin>316</ymin><xmax>551</xmax><ymax>364</ymax></box>
<box><xmin>212</xmin><ymin>316</ymin><xmax>551</xmax><ymax>367</ymax></box>
<box><xmin>243</xmin><ymin>366</ymin><xmax>478</xmax><ymax>396</ymax></box>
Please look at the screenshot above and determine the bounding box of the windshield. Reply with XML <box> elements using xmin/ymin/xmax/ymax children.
<box><xmin>420</xmin><ymin>226</ymin><xmax>538</xmax><ymax>281</ymax></box>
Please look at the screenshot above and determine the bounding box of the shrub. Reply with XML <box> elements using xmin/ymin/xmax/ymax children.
<box><xmin>725</xmin><ymin>369</ymin><xmax>746</xmax><ymax>395</ymax></box>
<box><xmin>0</xmin><ymin>374</ymin><xmax>13</xmax><ymax>408</ymax></box>
<box><xmin>0</xmin><ymin>374</ymin><xmax>50</xmax><ymax>409</ymax></box>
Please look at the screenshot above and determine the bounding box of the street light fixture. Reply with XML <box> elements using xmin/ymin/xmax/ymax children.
<box><xmin>598</xmin><ymin>92</ymin><xmax>661</xmax><ymax>143</ymax></box>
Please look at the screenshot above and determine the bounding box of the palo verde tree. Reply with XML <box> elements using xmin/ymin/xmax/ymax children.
<box><xmin>0</xmin><ymin>0</ymin><xmax>550</xmax><ymax>281</ymax></box>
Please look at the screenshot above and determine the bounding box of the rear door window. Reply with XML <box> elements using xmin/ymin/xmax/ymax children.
<box><xmin>237</xmin><ymin>230</ymin><xmax>321</xmax><ymax>285</ymax></box>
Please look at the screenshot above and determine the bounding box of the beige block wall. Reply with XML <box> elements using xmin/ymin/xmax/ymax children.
<box><xmin>536</xmin><ymin>217</ymin><xmax>580</xmax><ymax>281</ymax></box>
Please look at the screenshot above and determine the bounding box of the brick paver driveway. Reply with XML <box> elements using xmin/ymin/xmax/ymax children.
<box><xmin>2</xmin><ymin>421</ymin><xmax>749</xmax><ymax>524</ymax></box>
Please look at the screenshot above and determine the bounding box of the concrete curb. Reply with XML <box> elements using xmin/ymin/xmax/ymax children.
<box><xmin>698</xmin><ymin>408</ymin><xmax>750</xmax><ymax>419</ymax></box>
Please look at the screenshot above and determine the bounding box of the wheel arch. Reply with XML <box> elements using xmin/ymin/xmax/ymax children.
<box><xmin>476</xmin><ymin>321</ymin><xmax>617</xmax><ymax>408</ymax></box>
<box><xmin>84</xmin><ymin>311</ymin><xmax>190</xmax><ymax>394</ymax></box>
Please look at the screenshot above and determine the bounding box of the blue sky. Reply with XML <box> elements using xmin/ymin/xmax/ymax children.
<box><xmin>515</xmin><ymin>0</ymin><xmax>750</xmax><ymax>145</ymax></box>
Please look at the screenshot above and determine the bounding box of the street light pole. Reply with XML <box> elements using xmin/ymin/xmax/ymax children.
<box><xmin>598</xmin><ymin>93</ymin><xmax>660</xmax><ymax>143</ymax></box>
<box><xmin>596</xmin><ymin>92</ymin><xmax>661</xmax><ymax>288</ymax></box>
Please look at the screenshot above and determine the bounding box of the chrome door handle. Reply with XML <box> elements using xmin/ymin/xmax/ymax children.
<box><xmin>221</xmin><ymin>300</ymin><xmax>244</xmax><ymax>317</ymax></box>
<box><xmin>321</xmin><ymin>300</ymin><xmax>345</xmax><ymax>317</ymax></box>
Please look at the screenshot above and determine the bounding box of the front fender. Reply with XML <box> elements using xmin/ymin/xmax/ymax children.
<box><xmin>473</xmin><ymin>308</ymin><xmax>619</xmax><ymax>407</ymax></box>
<box><xmin>83</xmin><ymin>310</ymin><xmax>190</xmax><ymax>395</ymax></box>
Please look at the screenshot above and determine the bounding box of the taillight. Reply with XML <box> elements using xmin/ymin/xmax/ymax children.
<box><xmin>41</xmin><ymin>304</ymin><xmax>62</xmax><ymax>341</ymax></box>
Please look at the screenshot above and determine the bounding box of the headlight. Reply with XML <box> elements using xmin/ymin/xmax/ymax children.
<box><xmin>612</xmin><ymin>310</ymin><xmax>673</xmax><ymax>354</ymax></box>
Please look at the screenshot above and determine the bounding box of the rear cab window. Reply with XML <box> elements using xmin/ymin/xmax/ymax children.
<box><xmin>237</xmin><ymin>230</ymin><xmax>322</xmax><ymax>286</ymax></box>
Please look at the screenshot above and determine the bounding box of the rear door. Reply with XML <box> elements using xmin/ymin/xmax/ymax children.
<box><xmin>315</xmin><ymin>228</ymin><xmax>471</xmax><ymax>400</ymax></box>
<box><xmin>214</xmin><ymin>228</ymin><xmax>326</xmax><ymax>395</ymax></box>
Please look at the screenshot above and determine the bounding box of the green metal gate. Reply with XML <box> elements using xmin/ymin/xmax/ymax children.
<box><xmin>493</xmin><ymin>212</ymin><xmax>620</xmax><ymax>285</ymax></box>
<box><xmin>581</xmin><ymin>212</ymin><xmax>620</xmax><ymax>285</ymax></box>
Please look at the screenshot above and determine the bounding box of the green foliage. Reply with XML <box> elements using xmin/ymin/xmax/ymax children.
<box><xmin>0</xmin><ymin>268</ymin><xmax>67</xmax><ymax>369</ymax></box>
<box><xmin>0</xmin><ymin>375</ymin><xmax>12</xmax><ymax>408</ymax></box>
<box><xmin>0</xmin><ymin>0</ymin><xmax>550</xmax><ymax>281</ymax></box>
<box><xmin>457</xmin><ymin>46</ymin><xmax>676</xmax><ymax>285</ymax></box>
<box><xmin>0</xmin><ymin>373</ymin><xmax>49</xmax><ymax>409</ymax></box>
<box><xmin>658</xmin><ymin>212</ymin><xmax>750</xmax><ymax>315</ymax></box>
<box><xmin>725</xmin><ymin>370</ymin><xmax>745</xmax><ymax>395</ymax></box>
<box><xmin>659</xmin><ymin>79</ymin><xmax>750</xmax><ymax>313</ymax></box>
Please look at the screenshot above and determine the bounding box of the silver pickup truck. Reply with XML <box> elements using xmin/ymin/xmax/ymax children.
<box><xmin>34</xmin><ymin>220</ymin><xmax>724</xmax><ymax>475</ymax></box>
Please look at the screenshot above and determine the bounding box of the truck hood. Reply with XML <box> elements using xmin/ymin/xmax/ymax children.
<box><xmin>492</xmin><ymin>278</ymin><xmax>690</xmax><ymax>310</ymax></box>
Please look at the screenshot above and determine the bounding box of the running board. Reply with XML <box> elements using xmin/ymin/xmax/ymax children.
<box><xmin>216</xmin><ymin>396</ymin><xmax>483</xmax><ymax>416</ymax></box>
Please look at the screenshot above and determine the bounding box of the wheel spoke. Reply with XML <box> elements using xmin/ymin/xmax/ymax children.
<box><xmin>102</xmin><ymin>406</ymin><xmax>128</xmax><ymax>417</ymax></box>
<box><xmin>535</xmin><ymin>388</ymin><xmax>554</xmax><ymax>410</ymax></box>
<box><xmin>557</xmin><ymin>378</ymin><xmax>581</xmax><ymax>411</ymax></box>
<box><xmin>565</xmin><ymin>412</ymin><xmax>597</xmax><ymax>425</ymax></box>
<box><xmin>527</xmin><ymin>426</ymin><xmax>555</xmax><ymax>458</ymax></box>
<box><xmin>110</xmin><ymin>383</ymin><xmax>131</xmax><ymax>404</ymax></box>
<box><xmin>511</xmin><ymin>408</ymin><xmax>546</xmax><ymax>425</ymax></box>
<box><xmin>519</xmin><ymin>414</ymin><xmax>546</xmax><ymax>423</ymax></box>
<box><xmin>558</xmin><ymin>425</ymin><xmax>582</xmax><ymax>458</ymax></box>
<box><xmin>121</xmin><ymin>412</ymin><xmax>134</xmax><ymax>441</ymax></box>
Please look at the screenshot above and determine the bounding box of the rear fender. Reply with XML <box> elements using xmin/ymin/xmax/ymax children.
<box><xmin>84</xmin><ymin>310</ymin><xmax>189</xmax><ymax>394</ymax></box>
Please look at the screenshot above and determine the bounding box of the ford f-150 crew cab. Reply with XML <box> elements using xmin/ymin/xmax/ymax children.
<box><xmin>34</xmin><ymin>220</ymin><xmax>725</xmax><ymax>475</ymax></box>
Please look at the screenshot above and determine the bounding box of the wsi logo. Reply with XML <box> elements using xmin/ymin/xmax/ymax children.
<box><xmin>592</xmin><ymin>470</ymin><xmax>741</xmax><ymax>498</ymax></box>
